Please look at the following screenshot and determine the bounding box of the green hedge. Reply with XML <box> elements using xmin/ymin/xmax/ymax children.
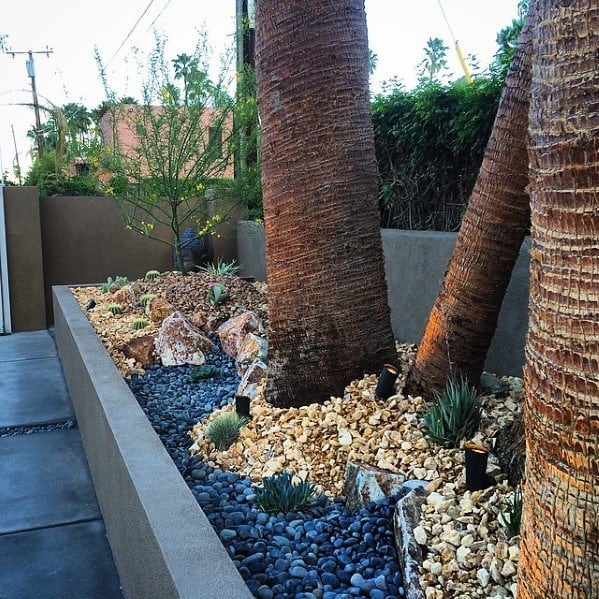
<box><xmin>372</xmin><ymin>77</ymin><xmax>502</xmax><ymax>231</ymax></box>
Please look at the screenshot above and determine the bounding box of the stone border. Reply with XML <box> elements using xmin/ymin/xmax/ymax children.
<box><xmin>53</xmin><ymin>285</ymin><xmax>252</xmax><ymax>599</ymax></box>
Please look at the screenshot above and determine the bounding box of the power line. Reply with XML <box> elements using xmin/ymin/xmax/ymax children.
<box><xmin>145</xmin><ymin>0</ymin><xmax>174</xmax><ymax>32</ymax></box>
<box><xmin>106</xmin><ymin>0</ymin><xmax>156</xmax><ymax>67</ymax></box>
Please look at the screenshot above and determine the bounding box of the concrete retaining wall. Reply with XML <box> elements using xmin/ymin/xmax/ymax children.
<box><xmin>53</xmin><ymin>285</ymin><xmax>252</xmax><ymax>599</ymax></box>
<box><xmin>237</xmin><ymin>221</ymin><xmax>530</xmax><ymax>377</ymax></box>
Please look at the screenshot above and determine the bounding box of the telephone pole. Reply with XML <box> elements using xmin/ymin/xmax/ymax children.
<box><xmin>6</xmin><ymin>47</ymin><xmax>53</xmax><ymax>159</ymax></box>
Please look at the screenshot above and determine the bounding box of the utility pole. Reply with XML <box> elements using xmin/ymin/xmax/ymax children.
<box><xmin>6</xmin><ymin>47</ymin><xmax>53</xmax><ymax>159</ymax></box>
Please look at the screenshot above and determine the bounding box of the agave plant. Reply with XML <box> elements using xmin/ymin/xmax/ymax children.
<box><xmin>198</xmin><ymin>258</ymin><xmax>241</xmax><ymax>276</ymax></box>
<box><xmin>207</xmin><ymin>282</ymin><xmax>230</xmax><ymax>307</ymax></box>
<box><xmin>499</xmin><ymin>483</ymin><xmax>523</xmax><ymax>538</ymax></box>
<box><xmin>256</xmin><ymin>471</ymin><xmax>325</xmax><ymax>514</ymax></box>
<box><xmin>189</xmin><ymin>364</ymin><xmax>220</xmax><ymax>383</ymax></box>
<box><xmin>206</xmin><ymin>412</ymin><xmax>248</xmax><ymax>451</ymax></box>
<box><xmin>423</xmin><ymin>378</ymin><xmax>482</xmax><ymax>448</ymax></box>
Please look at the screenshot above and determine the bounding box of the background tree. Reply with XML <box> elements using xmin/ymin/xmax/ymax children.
<box><xmin>256</xmin><ymin>0</ymin><xmax>397</xmax><ymax>408</ymax></box>
<box><xmin>418</xmin><ymin>37</ymin><xmax>449</xmax><ymax>83</ymax></box>
<box><xmin>98</xmin><ymin>34</ymin><xmax>236</xmax><ymax>273</ymax></box>
<box><xmin>491</xmin><ymin>0</ymin><xmax>530</xmax><ymax>80</ymax></box>
<box><xmin>518</xmin><ymin>1</ymin><xmax>598</xmax><ymax>596</ymax></box>
<box><xmin>403</xmin><ymin>4</ymin><xmax>534</xmax><ymax>399</ymax></box>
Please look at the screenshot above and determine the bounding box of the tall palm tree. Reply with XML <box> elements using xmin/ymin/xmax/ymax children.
<box><xmin>404</xmin><ymin>4</ymin><xmax>535</xmax><ymax>399</ymax></box>
<box><xmin>418</xmin><ymin>37</ymin><xmax>449</xmax><ymax>83</ymax></box>
<box><xmin>256</xmin><ymin>0</ymin><xmax>397</xmax><ymax>408</ymax></box>
<box><xmin>518</xmin><ymin>1</ymin><xmax>598</xmax><ymax>596</ymax></box>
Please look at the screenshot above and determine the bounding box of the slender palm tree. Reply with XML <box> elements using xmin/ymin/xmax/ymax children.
<box><xmin>518</xmin><ymin>1</ymin><xmax>599</xmax><ymax>596</ymax></box>
<box><xmin>256</xmin><ymin>0</ymin><xmax>397</xmax><ymax>408</ymax></box>
<box><xmin>403</xmin><ymin>4</ymin><xmax>535</xmax><ymax>400</ymax></box>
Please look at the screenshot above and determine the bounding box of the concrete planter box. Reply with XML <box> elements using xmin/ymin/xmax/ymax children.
<box><xmin>53</xmin><ymin>285</ymin><xmax>252</xmax><ymax>599</ymax></box>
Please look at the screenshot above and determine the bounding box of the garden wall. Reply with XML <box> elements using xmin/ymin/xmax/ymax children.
<box><xmin>2</xmin><ymin>187</ymin><xmax>239</xmax><ymax>328</ymax></box>
<box><xmin>236</xmin><ymin>222</ymin><xmax>531</xmax><ymax>377</ymax></box>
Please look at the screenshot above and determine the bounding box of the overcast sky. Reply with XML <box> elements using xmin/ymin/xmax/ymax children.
<box><xmin>1</xmin><ymin>0</ymin><xmax>520</xmax><ymax>177</ymax></box>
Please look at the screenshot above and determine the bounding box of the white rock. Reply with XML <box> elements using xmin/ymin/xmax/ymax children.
<box><xmin>477</xmin><ymin>568</ymin><xmax>490</xmax><ymax>588</ymax></box>
<box><xmin>461</xmin><ymin>533</ymin><xmax>474</xmax><ymax>547</ymax></box>
<box><xmin>456</xmin><ymin>545</ymin><xmax>471</xmax><ymax>564</ymax></box>
<box><xmin>501</xmin><ymin>559</ymin><xmax>517</xmax><ymax>578</ymax></box>
<box><xmin>414</xmin><ymin>525</ymin><xmax>428</xmax><ymax>545</ymax></box>
<box><xmin>427</xmin><ymin>492</ymin><xmax>445</xmax><ymax>508</ymax></box>
<box><xmin>508</xmin><ymin>545</ymin><xmax>520</xmax><ymax>562</ymax></box>
<box><xmin>510</xmin><ymin>582</ymin><xmax>518</xmax><ymax>597</ymax></box>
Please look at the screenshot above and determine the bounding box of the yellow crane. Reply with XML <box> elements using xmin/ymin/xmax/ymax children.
<box><xmin>436</xmin><ymin>0</ymin><xmax>473</xmax><ymax>82</ymax></box>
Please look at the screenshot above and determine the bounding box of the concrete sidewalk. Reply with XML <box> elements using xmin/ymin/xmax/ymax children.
<box><xmin>0</xmin><ymin>330</ymin><xmax>122</xmax><ymax>599</ymax></box>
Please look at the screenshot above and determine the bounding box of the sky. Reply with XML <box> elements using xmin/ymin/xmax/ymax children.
<box><xmin>1</xmin><ymin>0</ymin><xmax>521</xmax><ymax>178</ymax></box>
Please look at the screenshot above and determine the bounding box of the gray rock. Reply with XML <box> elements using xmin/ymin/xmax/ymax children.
<box><xmin>393</xmin><ymin>486</ymin><xmax>428</xmax><ymax>599</ymax></box>
<box><xmin>479</xmin><ymin>371</ymin><xmax>511</xmax><ymax>398</ymax></box>
<box><xmin>343</xmin><ymin>460</ymin><xmax>405</xmax><ymax>509</ymax></box>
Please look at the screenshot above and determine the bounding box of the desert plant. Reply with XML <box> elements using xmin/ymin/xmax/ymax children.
<box><xmin>423</xmin><ymin>378</ymin><xmax>482</xmax><ymax>448</ymax></box>
<box><xmin>198</xmin><ymin>258</ymin><xmax>241</xmax><ymax>276</ymax></box>
<box><xmin>189</xmin><ymin>364</ymin><xmax>220</xmax><ymax>383</ymax></box>
<box><xmin>256</xmin><ymin>470</ymin><xmax>325</xmax><ymax>514</ymax></box>
<box><xmin>499</xmin><ymin>483</ymin><xmax>523</xmax><ymax>538</ymax></box>
<box><xmin>207</xmin><ymin>282</ymin><xmax>230</xmax><ymax>307</ymax></box>
<box><xmin>132</xmin><ymin>317</ymin><xmax>149</xmax><ymax>330</ymax></box>
<box><xmin>206</xmin><ymin>412</ymin><xmax>248</xmax><ymax>451</ymax></box>
<box><xmin>140</xmin><ymin>293</ymin><xmax>158</xmax><ymax>307</ymax></box>
<box><xmin>101</xmin><ymin>275</ymin><xmax>129</xmax><ymax>293</ymax></box>
<box><xmin>107</xmin><ymin>303</ymin><xmax>123</xmax><ymax>315</ymax></box>
<box><xmin>145</xmin><ymin>270</ymin><xmax>161</xmax><ymax>280</ymax></box>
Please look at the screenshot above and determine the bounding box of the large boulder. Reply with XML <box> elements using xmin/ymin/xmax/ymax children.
<box><xmin>155</xmin><ymin>311</ymin><xmax>214</xmax><ymax>366</ymax></box>
<box><xmin>119</xmin><ymin>335</ymin><xmax>157</xmax><ymax>367</ymax></box>
<box><xmin>235</xmin><ymin>333</ymin><xmax>268</xmax><ymax>375</ymax></box>
<box><xmin>145</xmin><ymin>297</ymin><xmax>175</xmax><ymax>323</ymax></box>
<box><xmin>343</xmin><ymin>460</ymin><xmax>406</xmax><ymax>510</ymax></box>
<box><xmin>217</xmin><ymin>311</ymin><xmax>264</xmax><ymax>358</ymax></box>
<box><xmin>235</xmin><ymin>358</ymin><xmax>267</xmax><ymax>400</ymax></box>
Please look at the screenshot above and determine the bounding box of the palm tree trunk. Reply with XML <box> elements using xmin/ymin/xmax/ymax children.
<box><xmin>403</xmin><ymin>6</ymin><xmax>535</xmax><ymax>399</ymax></box>
<box><xmin>256</xmin><ymin>0</ymin><xmax>397</xmax><ymax>408</ymax></box>
<box><xmin>518</xmin><ymin>2</ymin><xmax>599</xmax><ymax>596</ymax></box>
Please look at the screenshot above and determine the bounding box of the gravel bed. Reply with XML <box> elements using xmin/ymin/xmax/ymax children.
<box><xmin>0</xmin><ymin>419</ymin><xmax>77</xmax><ymax>438</ymax></box>
<box><xmin>127</xmin><ymin>339</ymin><xmax>404</xmax><ymax>599</ymax></box>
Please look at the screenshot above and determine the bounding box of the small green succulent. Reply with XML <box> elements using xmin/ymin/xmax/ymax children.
<box><xmin>198</xmin><ymin>259</ymin><xmax>241</xmax><ymax>276</ymax></box>
<box><xmin>101</xmin><ymin>275</ymin><xmax>129</xmax><ymax>293</ymax></box>
<box><xmin>145</xmin><ymin>270</ymin><xmax>161</xmax><ymax>280</ymax></box>
<box><xmin>131</xmin><ymin>317</ymin><xmax>149</xmax><ymax>330</ymax></box>
<box><xmin>423</xmin><ymin>377</ymin><xmax>482</xmax><ymax>448</ymax></box>
<box><xmin>499</xmin><ymin>484</ymin><xmax>523</xmax><ymax>538</ymax></box>
<box><xmin>207</xmin><ymin>282</ymin><xmax>230</xmax><ymax>307</ymax></box>
<box><xmin>206</xmin><ymin>412</ymin><xmax>248</xmax><ymax>451</ymax></box>
<box><xmin>189</xmin><ymin>364</ymin><xmax>220</xmax><ymax>383</ymax></box>
<box><xmin>256</xmin><ymin>471</ymin><xmax>325</xmax><ymax>514</ymax></box>
<box><xmin>140</xmin><ymin>293</ymin><xmax>157</xmax><ymax>307</ymax></box>
<box><xmin>107</xmin><ymin>303</ymin><xmax>123</xmax><ymax>315</ymax></box>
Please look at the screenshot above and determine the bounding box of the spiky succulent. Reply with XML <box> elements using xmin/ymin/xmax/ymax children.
<box><xmin>189</xmin><ymin>364</ymin><xmax>220</xmax><ymax>383</ymax></box>
<box><xmin>131</xmin><ymin>317</ymin><xmax>149</xmax><ymax>330</ymax></box>
<box><xmin>140</xmin><ymin>293</ymin><xmax>157</xmax><ymax>307</ymax></box>
<box><xmin>423</xmin><ymin>378</ymin><xmax>482</xmax><ymax>448</ymax></box>
<box><xmin>206</xmin><ymin>412</ymin><xmax>248</xmax><ymax>451</ymax></box>
<box><xmin>256</xmin><ymin>471</ymin><xmax>325</xmax><ymax>514</ymax></box>
<box><xmin>499</xmin><ymin>484</ymin><xmax>523</xmax><ymax>538</ymax></box>
<box><xmin>107</xmin><ymin>303</ymin><xmax>123</xmax><ymax>315</ymax></box>
<box><xmin>198</xmin><ymin>259</ymin><xmax>241</xmax><ymax>276</ymax></box>
<box><xmin>207</xmin><ymin>282</ymin><xmax>229</xmax><ymax>307</ymax></box>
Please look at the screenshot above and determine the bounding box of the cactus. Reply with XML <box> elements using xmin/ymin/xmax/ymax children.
<box><xmin>140</xmin><ymin>293</ymin><xmax>157</xmax><ymax>307</ymax></box>
<box><xmin>145</xmin><ymin>270</ymin><xmax>161</xmax><ymax>280</ymax></box>
<box><xmin>107</xmin><ymin>303</ymin><xmax>123</xmax><ymax>315</ymax></box>
<box><xmin>132</xmin><ymin>317</ymin><xmax>149</xmax><ymax>330</ymax></box>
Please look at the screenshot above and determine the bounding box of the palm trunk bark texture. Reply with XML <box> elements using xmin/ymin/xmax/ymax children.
<box><xmin>256</xmin><ymin>0</ymin><xmax>397</xmax><ymax>408</ymax></box>
<box><xmin>518</xmin><ymin>2</ymin><xmax>599</xmax><ymax>596</ymax></box>
<box><xmin>403</xmin><ymin>6</ymin><xmax>535</xmax><ymax>400</ymax></box>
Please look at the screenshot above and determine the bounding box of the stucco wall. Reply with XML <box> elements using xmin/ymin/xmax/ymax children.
<box><xmin>2</xmin><ymin>187</ymin><xmax>47</xmax><ymax>331</ymax></box>
<box><xmin>237</xmin><ymin>221</ymin><xmax>531</xmax><ymax>376</ymax></box>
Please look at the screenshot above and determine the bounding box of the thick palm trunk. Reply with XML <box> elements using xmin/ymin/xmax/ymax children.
<box><xmin>256</xmin><ymin>0</ymin><xmax>397</xmax><ymax>408</ymax></box>
<box><xmin>518</xmin><ymin>2</ymin><xmax>599</xmax><ymax>596</ymax></box>
<box><xmin>403</xmin><ymin>7</ymin><xmax>535</xmax><ymax>399</ymax></box>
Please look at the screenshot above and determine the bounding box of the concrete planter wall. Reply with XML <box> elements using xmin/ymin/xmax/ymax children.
<box><xmin>53</xmin><ymin>285</ymin><xmax>252</xmax><ymax>599</ymax></box>
<box><xmin>237</xmin><ymin>221</ymin><xmax>531</xmax><ymax>377</ymax></box>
